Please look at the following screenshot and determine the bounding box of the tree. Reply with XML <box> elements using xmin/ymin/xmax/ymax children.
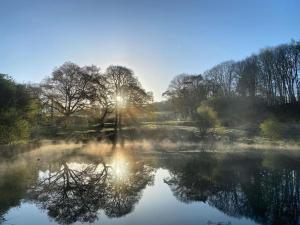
<box><xmin>105</xmin><ymin>65</ymin><xmax>152</xmax><ymax>130</ymax></box>
<box><xmin>204</xmin><ymin>60</ymin><xmax>237</xmax><ymax>97</ymax></box>
<box><xmin>163</xmin><ymin>74</ymin><xmax>209</xmax><ymax>118</ymax></box>
<box><xmin>236</xmin><ymin>55</ymin><xmax>259</xmax><ymax>98</ymax></box>
<box><xmin>0</xmin><ymin>74</ymin><xmax>39</xmax><ymax>144</ymax></box>
<box><xmin>41</xmin><ymin>62</ymin><xmax>92</xmax><ymax>125</ymax></box>
<box><xmin>193</xmin><ymin>103</ymin><xmax>218</xmax><ymax>136</ymax></box>
<box><xmin>165</xmin><ymin>40</ymin><xmax>300</xmax><ymax>122</ymax></box>
<box><xmin>256</xmin><ymin>48</ymin><xmax>277</xmax><ymax>105</ymax></box>
<box><xmin>85</xmin><ymin>65</ymin><xmax>114</xmax><ymax>131</ymax></box>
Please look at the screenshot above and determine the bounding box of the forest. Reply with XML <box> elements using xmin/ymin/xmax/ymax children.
<box><xmin>163</xmin><ymin>40</ymin><xmax>300</xmax><ymax>118</ymax></box>
<box><xmin>1</xmin><ymin>40</ymin><xmax>300</xmax><ymax>145</ymax></box>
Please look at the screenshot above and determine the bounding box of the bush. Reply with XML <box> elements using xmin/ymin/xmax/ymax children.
<box><xmin>194</xmin><ymin>103</ymin><xmax>219</xmax><ymax>135</ymax></box>
<box><xmin>0</xmin><ymin>119</ymin><xmax>30</xmax><ymax>144</ymax></box>
<box><xmin>260</xmin><ymin>118</ymin><xmax>283</xmax><ymax>139</ymax></box>
<box><xmin>0</xmin><ymin>111</ymin><xmax>30</xmax><ymax>144</ymax></box>
<box><xmin>0</xmin><ymin>74</ymin><xmax>39</xmax><ymax>144</ymax></box>
<box><xmin>0</xmin><ymin>108</ymin><xmax>30</xmax><ymax>144</ymax></box>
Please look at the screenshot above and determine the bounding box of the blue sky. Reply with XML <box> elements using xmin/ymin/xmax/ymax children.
<box><xmin>1</xmin><ymin>0</ymin><xmax>300</xmax><ymax>100</ymax></box>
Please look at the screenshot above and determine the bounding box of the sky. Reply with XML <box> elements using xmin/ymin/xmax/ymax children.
<box><xmin>1</xmin><ymin>0</ymin><xmax>300</xmax><ymax>101</ymax></box>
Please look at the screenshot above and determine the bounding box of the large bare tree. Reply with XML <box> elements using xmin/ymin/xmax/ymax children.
<box><xmin>41</xmin><ymin>62</ymin><xmax>92</xmax><ymax>124</ymax></box>
<box><xmin>105</xmin><ymin>65</ymin><xmax>152</xmax><ymax>130</ymax></box>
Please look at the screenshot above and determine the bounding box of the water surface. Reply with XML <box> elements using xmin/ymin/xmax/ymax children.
<box><xmin>0</xmin><ymin>143</ymin><xmax>299</xmax><ymax>225</ymax></box>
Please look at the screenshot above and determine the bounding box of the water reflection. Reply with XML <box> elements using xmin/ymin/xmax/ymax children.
<box><xmin>26</xmin><ymin>152</ymin><xmax>154</xmax><ymax>224</ymax></box>
<box><xmin>0</xmin><ymin>159</ymin><xmax>38</xmax><ymax>224</ymax></box>
<box><xmin>28</xmin><ymin>161</ymin><xmax>108</xmax><ymax>224</ymax></box>
<box><xmin>0</xmin><ymin>144</ymin><xmax>300</xmax><ymax>225</ymax></box>
<box><xmin>163</xmin><ymin>152</ymin><xmax>300</xmax><ymax>225</ymax></box>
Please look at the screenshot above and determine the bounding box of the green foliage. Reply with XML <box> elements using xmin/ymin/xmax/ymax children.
<box><xmin>207</xmin><ymin>96</ymin><xmax>267</xmax><ymax>126</ymax></box>
<box><xmin>194</xmin><ymin>103</ymin><xmax>218</xmax><ymax>135</ymax></box>
<box><xmin>0</xmin><ymin>107</ymin><xmax>31</xmax><ymax>144</ymax></box>
<box><xmin>260</xmin><ymin>118</ymin><xmax>283</xmax><ymax>139</ymax></box>
<box><xmin>0</xmin><ymin>119</ymin><xmax>30</xmax><ymax>144</ymax></box>
<box><xmin>0</xmin><ymin>74</ymin><xmax>39</xmax><ymax>144</ymax></box>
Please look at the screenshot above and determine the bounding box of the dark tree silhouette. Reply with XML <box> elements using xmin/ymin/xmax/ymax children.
<box><xmin>87</xmin><ymin>65</ymin><xmax>114</xmax><ymax>131</ymax></box>
<box><xmin>105</xmin><ymin>65</ymin><xmax>153</xmax><ymax>130</ymax></box>
<box><xmin>41</xmin><ymin>62</ymin><xmax>93</xmax><ymax>124</ymax></box>
<box><xmin>28</xmin><ymin>160</ymin><xmax>109</xmax><ymax>224</ymax></box>
<box><xmin>163</xmin><ymin>74</ymin><xmax>208</xmax><ymax>118</ymax></box>
<box><xmin>28</xmin><ymin>156</ymin><xmax>154</xmax><ymax>224</ymax></box>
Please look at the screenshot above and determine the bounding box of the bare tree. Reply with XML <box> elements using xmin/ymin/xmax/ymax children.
<box><xmin>105</xmin><ymin>65</ymin><xmax>152</xmax><ymax>130</ymax></box>
<box><xmin>236</xmin><ymin>55</ymin><xmax>259</xmax><ymax>98</ymax></box>
<box><xmin>84</xmin><ymin>66</ymin><xmax>114</xmax><ymax>131</ymax></box>
<box><xmin>165</xmin><ymin>40</ymin><xmax>300</xmax><ymax>119</ymax></box>
<box><xmin>41</xmin><ymin>62</ymin><xmax>92</xmax><ymax>124</ymax></box>
<box><xmin>204</xmin><ymin>60</ymin><xmax>237</xmax><ymax>96</ymax></box>
<box><xmin>163</xmin><ymin>74</ymin><xmax>208</xmax><ymax>118</ymax></box>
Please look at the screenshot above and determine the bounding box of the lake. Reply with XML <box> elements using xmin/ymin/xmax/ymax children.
<box><xmin>0</xmin><ymin>142</ymin><xmax>299</xmax><ymax>225</ymax></box>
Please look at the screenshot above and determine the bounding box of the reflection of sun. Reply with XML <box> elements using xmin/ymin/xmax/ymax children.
<box><xmin>110</xmin><ymin>154</ymin><xmax>130</xmax><ymax>181</ymax></box>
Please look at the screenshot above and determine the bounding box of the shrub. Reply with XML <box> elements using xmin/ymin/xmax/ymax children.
<box><xmin>260</xmin><ymin>118</ymin><xmax>283</xmax><ymax>139</ymax></box>
<box><xmin>0</xmin><ymin>108</ymin><xmax>31</xmax><ymax>144</ymax></box>
<box><xmin>194</xmin><ymin>103</ymin><xmax>219</xmax><ymax>136</ymax></box>
<box><xmin>0</xmin><ymin>75</ymin><xmax>39</xmax><ymax>144</ymax></box>
<box><xmin>0</xmin><ymin>119</ymin><xmax>30</xmax><ymax>144</ymax></box>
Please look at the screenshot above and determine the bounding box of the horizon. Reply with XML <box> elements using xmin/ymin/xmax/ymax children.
<box><xmin>1</xmin><ymin>0</ymin><xmax>300</xmax><ymax>101</ymax></box>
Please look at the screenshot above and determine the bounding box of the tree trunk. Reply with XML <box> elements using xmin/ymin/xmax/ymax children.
<box><xmin>97</xmin><ymin>108</ymin><xmax>108</xmax><ymax>132</ymax></box>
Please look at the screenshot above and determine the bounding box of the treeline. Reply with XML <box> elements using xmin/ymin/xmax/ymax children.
<box><xmin>0</xmin><ymin>63</ymin><xmax>152</xmax><ymax>144</ymax></box>
<box><xmin>164</xmin><ymin>40</ymin><xmax>300</xmax><ymax>122</ymax></box>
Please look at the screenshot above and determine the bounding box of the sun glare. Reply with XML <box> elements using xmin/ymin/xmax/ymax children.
<box><xmin>116</xmin><ymin>95</ymin><xmax>126</xmax><ymax>108</ymax></box>
<box><xmin>116</xmin><ymin>95</ymin><xmax>123</xmax><ymax>103</ymax></box>
<box><xmin>110</xmin><ymin>154</ymin><xmax>130</xmax><ymax>181</ymax></box>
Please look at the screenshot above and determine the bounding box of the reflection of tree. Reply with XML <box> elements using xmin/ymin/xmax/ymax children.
<box><xmin>0</xmin><ymin>216</ymin><xmax>4</xmax><ymax>224</ymax></box>
<box><xmin>29</xmin><ymin>161</ymin><xmax>108</xmax><ymax>224</ymax></box>
<box><xmin>104</xmin><ymin>161</ymin><xmax>154</xmax><ymax>218</ymax></box>
<box><xmin>28</xmin><ymin>157</ymin><xmax>154</xmax><ymax>224</ymax></box>
<box><xmin>0</xmin><ymin>161</ymin><xmax>37</xmax><ymax>224</ymax></box>
<box><xmin>164</xmin><ymin>153</ymin><xmax>218</xmax><ymax>202</ymax></box>
<box><xmin>210</xmin><ymin>169</ymin><xmax>300</xmax><ymax>225</ymax></box>
<box><xmin>164</xmin><ymin>153</ymin><xmax>300</xmax><ymax>225</ymax></box>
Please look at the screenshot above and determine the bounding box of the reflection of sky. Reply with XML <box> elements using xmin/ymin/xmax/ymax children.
<box><xmin>38</xmin><ymin>159</ymin><xmax>130</xmax><ymax>182</ymax></box>
<box><xmin>99</xmin><ymin>168</ymin><xmax>257</xmax><ymax>225</ymax></box>
<box><xmin>3</xmin><ymin>203</ymin><xmax>57</xmax><ymax>225</ymax></box>
<box><xmin>4</xmin><ymin>168</ymin><xmax>258</xmax><ymax>225</ymax></box>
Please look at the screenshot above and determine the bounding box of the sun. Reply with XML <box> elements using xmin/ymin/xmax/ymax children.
<box><xmin>116</xmin><ymin>95</ymin><xmax>126</xmax><ymax>108</ymax></box>
<box><xmin>116</xmin><ymin>95</ymin><xmax>123</xmax><ymax>103</ymax></box>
